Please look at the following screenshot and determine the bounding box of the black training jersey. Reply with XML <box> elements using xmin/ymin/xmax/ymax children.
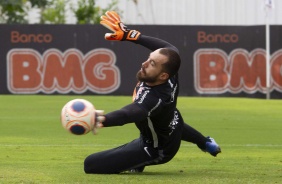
<box><xmin>102</xmin><ymin>34</ymin><xmax>183</xmax><ymax>150</ymax></box>
<box><xmin>132</xmin><ymin>75</ymin><xmax>181</xmax><ymax>149</ymax></box>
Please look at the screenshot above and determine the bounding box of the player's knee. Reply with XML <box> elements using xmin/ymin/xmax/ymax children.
<box><xmin>84</xmin><ymin>159</ymin><xmax>119</xmax><ymax>174</ymax></box>
<box><xmin>84</xmin><ymin>155</ymin><xmax>109</xmax><ymax>174</ymax></box>
<box><xmin>84</xmin><ymin>158</ymin><xmax>92</xmax><ymax>174</ymax></box>
<box><xmin>84</xmin><ymin>156</ymin><xmax>97</xmax><ymax>174</ymax></box>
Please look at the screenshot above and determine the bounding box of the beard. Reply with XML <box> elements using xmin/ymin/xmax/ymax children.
<box><xmin>136</xmin><ymin>70</ymin><xmax>157</xmax><ymax>83</ymax></box>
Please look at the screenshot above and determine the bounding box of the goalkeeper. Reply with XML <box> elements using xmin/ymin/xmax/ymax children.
<box><xmin>84</xmin><ymin>11</ymin><xmax>221</xmax><ymax>174</ymax></box>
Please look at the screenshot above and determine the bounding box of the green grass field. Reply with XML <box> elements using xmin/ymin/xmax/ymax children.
<box><xmin>0</xmin><ymin>95</ymin><xmax>281</xmax><ymax>184</ymax></box>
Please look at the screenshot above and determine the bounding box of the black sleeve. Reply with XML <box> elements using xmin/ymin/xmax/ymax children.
<box><xmin>102</xmin><ymin>103</ymin><xmax>147</xmax><ymax>127</ymax></box>
<box><xmin>134</xmin><ymin>35</ymin><xmax>179</xmax><ymax>54</ymax></box>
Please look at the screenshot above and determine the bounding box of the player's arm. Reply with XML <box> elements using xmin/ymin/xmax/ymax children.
<box><xmin>100</xmin><ymin>11</ymin><xmax>179</xmax><ymax>53</ymax></box>
<box><xmin>97</xmin><ymin>103</ymin><xmax>147</xmax><ymax>127</ymax></box>
<box><xmin>135</xmin><ymin>35</ymin><xmax>179</xmax><ymax>54</ymax></box>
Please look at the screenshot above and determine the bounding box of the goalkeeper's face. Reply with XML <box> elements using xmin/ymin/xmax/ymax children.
<box><xmin>136</xmin><ymin>49</ymin><xmax>169</xmax><ymax>86</ymax></box>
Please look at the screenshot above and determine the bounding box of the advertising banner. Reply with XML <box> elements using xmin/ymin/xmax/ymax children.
<box><xmin>0</xmin><ymin>25</ymin><xmax>281</xmax><ymax>98</ymax></box>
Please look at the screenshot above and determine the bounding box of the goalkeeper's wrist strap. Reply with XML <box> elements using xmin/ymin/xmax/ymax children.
<box><xmin>125</xmin><ymin>30</ymin><xmax>141</xmax><ymax>41</ymax></box>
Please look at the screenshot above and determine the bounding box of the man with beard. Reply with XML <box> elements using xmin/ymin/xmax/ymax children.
<box><xmin>84</xmin><ymin>11</ymin><xmax>221</xmax><ymax>174</ymax></box>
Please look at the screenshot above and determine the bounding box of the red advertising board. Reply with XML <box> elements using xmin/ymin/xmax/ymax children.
<box><xmin>0</xmin><ymin>25</ymin><xmax>281</xmax><ymax>98</ymax></box>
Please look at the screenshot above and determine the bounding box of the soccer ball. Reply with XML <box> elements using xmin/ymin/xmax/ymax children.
<box><xmin>61</xmin><ymin>99</ymin><xmax>95</xmax><ymax>135</ymax></box>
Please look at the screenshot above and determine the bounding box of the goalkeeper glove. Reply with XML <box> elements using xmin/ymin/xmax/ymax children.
<box><xmin>92</xmin><ymin>110</ymin><xmax>105</xmax><ymax>135</ymax></box>
<box><xmin>100</xmin><ymin>11</ymin><xmax>141</xmax><ymax>41</ymax></box>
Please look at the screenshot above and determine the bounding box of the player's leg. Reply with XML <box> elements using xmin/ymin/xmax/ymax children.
<box><xmin>84</xmin><ymin>138</ymin><xmax>159</xmax><ymax>174</ymax></box>
<box><xmin>181</xmin><ymin>122</ymin><xmax>221</xmax><ymax>156</ymax></box>
<box><xmin>181</xmin><ymin>123</ymin><xmax>208</xmax><ymax>150</ymax></box>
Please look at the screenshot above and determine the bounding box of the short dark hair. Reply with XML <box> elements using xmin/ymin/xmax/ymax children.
<box><xmin>159</xmin><ymin>48</ymin><xmax>181</xmax><ymax>77</ymax></box>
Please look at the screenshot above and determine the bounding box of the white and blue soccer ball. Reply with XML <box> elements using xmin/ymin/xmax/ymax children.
<box><xmin>61</xmin><ymin>99</ymin><xmax>95</xmax><ymax>135</ymax></box>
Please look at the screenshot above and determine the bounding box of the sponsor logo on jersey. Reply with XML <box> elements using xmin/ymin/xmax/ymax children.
<box><xmin>169</xmin><ymin>111</ymin><xmax>179</xmax><ymax>135</ymax></box>
<box><xmin>138</xmin><ymin>90</ymin><xmax>149</xmax><ymax>104</ymax></box>
<box><xmin>134</xmin><ymin>83</ymin><xmax>150</xmax><ymax>101</ymax></box>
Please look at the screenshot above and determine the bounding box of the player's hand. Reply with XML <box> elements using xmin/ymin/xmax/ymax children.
<box><xmin>92</xmin><ymin>110</ymin><xmax>105</xmax><ymax>135</ymax></box>
<box><xmin>100</xmin><ymin>11</ymin><xmax>141</xmax><ymax>41</ymax></box>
